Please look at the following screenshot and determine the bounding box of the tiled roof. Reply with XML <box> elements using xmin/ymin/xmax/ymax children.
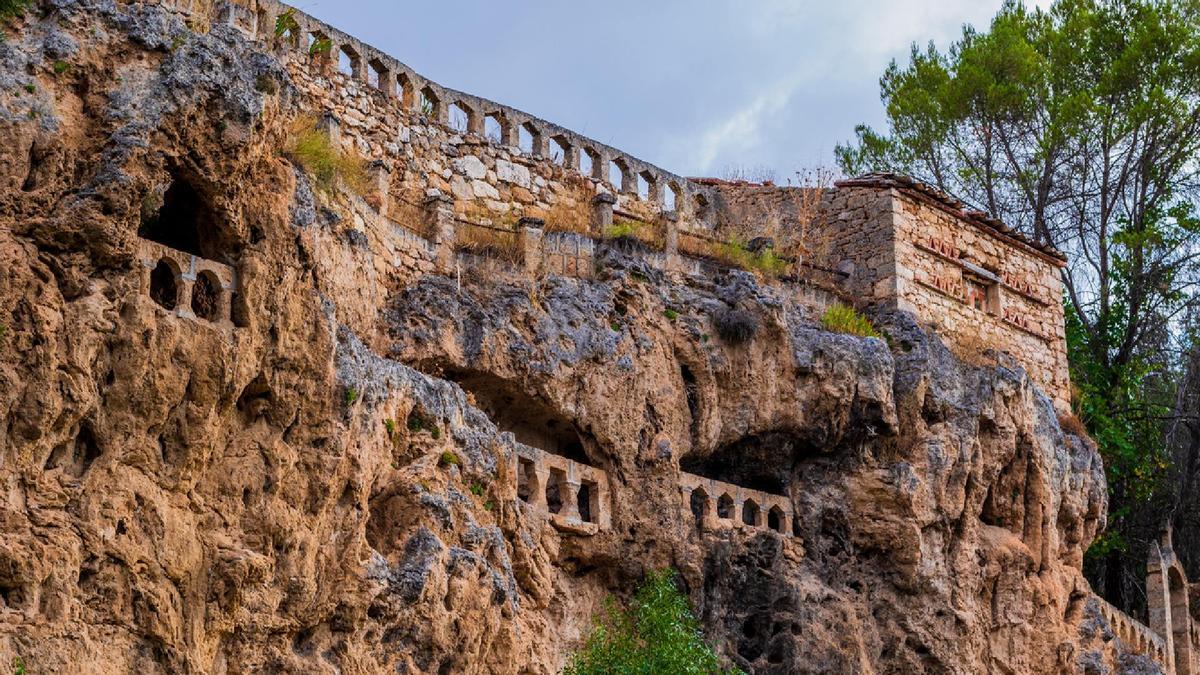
<box><xmin>835</xmin><ymin>172</ymin><xmax>1067</xmax><ymax>264</ymax></box>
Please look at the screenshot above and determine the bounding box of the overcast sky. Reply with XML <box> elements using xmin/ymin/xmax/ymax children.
<box><xmin>299</xmin><ymin>1</ymin><xmax>1050</xmax><ymax>180</ymax></box>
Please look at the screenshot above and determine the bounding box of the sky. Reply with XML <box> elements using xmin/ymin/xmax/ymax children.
<box><xmin>299</xmin><ymin>0</ymin><xmax>1051</xmax><ymax>181</ymax></box>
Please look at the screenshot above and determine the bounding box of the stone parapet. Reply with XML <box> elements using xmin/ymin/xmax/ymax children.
<box><xmin>1093</xmin><ymin>595</ymin><xmax>1171</xmax><ymax>670</ymax></box>
<box><xmin>511</xmin><ymin>442</ymin><xmax>611</xmax><ymax>535</ymax></box>
<box><xmin>678</xmin><ymin>471</ymin><xmax>793</xmax><ymax>536</ymax></box>
<box><xmin>137</xmin><ymin>238</ymin><xmax>238</xmax><ymax>328</ymax></box>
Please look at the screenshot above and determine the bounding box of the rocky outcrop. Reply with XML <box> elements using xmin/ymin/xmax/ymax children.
<box><xmin>0</xmin><ymin>2</ymin><xmax>1134</xmax><ymax>673</ymax></box>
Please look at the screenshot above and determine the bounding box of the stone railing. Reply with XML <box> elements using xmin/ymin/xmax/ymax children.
<box><xmin>177</xmin><ymin>0</ymin><xmax>714</xmax><ymax>225</ymax></box>
<box><xmin>511</xmin><ymin>442</ymin><xmax>611</xmax><ymax>535</ymax></box>
<box><xmin>679</xmin><ymin>471</ymin><xmax>794</xmax><ymax>537</ymax></box>
<box><xmin>137</xmin><ymin>238</ymin><xmax>238</xmax><ymax>328</ymax></box>
<box><xmin>1094</xmin><ymin>595</ymin><xmax>1171</xmax><ymax>670</ymax></box>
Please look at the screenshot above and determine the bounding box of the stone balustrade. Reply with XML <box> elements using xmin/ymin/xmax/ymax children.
<box><xmin>511</xmin><ymin>442</ymin><xmax>611</xmax><ymax>535</ymax></box>
<box><xmin>1094</xmin><ymin>595</ymin><xmax>1171</xmax><ymax>670</ymax></box>
<box><xmin>187</xmin><ymin>0</ymin><xmax>709</xmax><ymax>225</ymax></box>
<box><xmin>138</xmin><ymin>238</ymin><xmax>237</xmax><ymax>327</ymax></box>
<box><xmin>679</xmin><ymin>471</ymin><xmax>794</xmax><ymax>537</ymax></box>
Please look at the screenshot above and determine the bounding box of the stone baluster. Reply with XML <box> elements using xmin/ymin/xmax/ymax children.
<box><xmin>560</xmin><ymin>481</ymin><xmax>581</xmax><ymax>520</ymax></box>
<box><xmin>526</xmin><ymin>465</ymin><xmax>548</xmax><ymax>509</ymax></box>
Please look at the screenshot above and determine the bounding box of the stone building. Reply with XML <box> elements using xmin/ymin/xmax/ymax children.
<box><xmin>701</xmin><ymin>174</ymin><xmax>1071</xmax><ymax>410</ymax></box>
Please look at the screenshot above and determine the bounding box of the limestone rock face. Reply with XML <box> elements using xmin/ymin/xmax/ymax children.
<box><xmin>0</xmin><ymin>2</ymin><xmax>1135</xmax><ymax>674</ymax></box>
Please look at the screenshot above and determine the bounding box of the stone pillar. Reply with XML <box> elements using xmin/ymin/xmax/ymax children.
<box><xmin>499</xmin><ymin>116</ymin><xmax>519</xmax><ymax>147</ymax></box>
<box><xmin>620</xmin><ymin>168</ymin><xmax>638</xmax><ymax>196</ymax></box>
<box><xmin>519</xmin><ymin>217</ymin><xmax>544</xmax><ymax>279</ymax></box>
<box><xmin>319</xmin><ymin>112</ymin><xmax>341</xmax><ymax>148</ymax></box>
<box><xmin>370</xmin><ymin>161</ymin><xmax>391</xmax><ymax>216</ymax></box>
<box><xmin>561</xmin><ymin>143</ymin><xmax>579</xmax><ymax>171</ymax></box>
<box><xmin>377</xmin><ymin>70</ymin><xmax>396</xmax><ymax>99</ymax></box>
<box><xmin>424</xmin><ymin>193</ymin><xmax>457</xmax><ymax>274</ymax></box>
<box><xmin>591</xmin><ymin>193</ymin><xmax>616</xmax><ymax>236</ymax></box>
<box><xmin>663</xmin><ymin>210</ymin><xmax>679</xmax><ymax>270</ymax></box>
<box><xmin>591</xmin><ymin>151</ymin><xmax>608</xmax><ymax>182</ymax></box>
<box><xmin>466</xmin><ymin>109</ymin><xmax>484</xmax><ymax>136</ymax></box>
<box><xmin>529</xmin><ymin>128</ymin><xmax>549</xmax><ymax>158</ymax></box>
<box><xmin>1147</xmin><ymin>539</ymin><xmax>1177</xmax><ymax>674</ymax></box>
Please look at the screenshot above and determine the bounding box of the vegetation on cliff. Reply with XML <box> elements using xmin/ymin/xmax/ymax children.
<box><xmin>838</xmin><ymin>0</ymin><xmax>1200</xmax><ymax>610</ymax></box>
<box><xmin>564</xmin><ymin>570</ymin><xmax>740</xmax><ymax>675</ymax></box>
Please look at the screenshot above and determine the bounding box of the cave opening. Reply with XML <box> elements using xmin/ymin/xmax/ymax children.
<box><xmin>139</xmin><ymin>171</ymin><xmax>234</xmax><ymax>261</ymax></box>
<box><xmin>680</xmin><ymin>363</ymin><xmax>700</xmax><ymax>442</ymax></box>
<box><xmin>680</xmin><ymin>431</ymin><xmax>805</xmax><ymax>494</ymax></box>
<box><xmin>443</xmin><ymin>370</ymin><xmax>589</xmax><ymax>464</ymax></box>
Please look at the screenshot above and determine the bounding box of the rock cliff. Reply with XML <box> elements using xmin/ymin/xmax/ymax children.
<box><xmin>0</xmin><ymin>2</ymin><xmax>1142</xmax><ymax>673</ymax></box>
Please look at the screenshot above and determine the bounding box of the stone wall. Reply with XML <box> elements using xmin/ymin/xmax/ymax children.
<box><xmin>887</xmin><ymin>189</ymin><xmax>1069</xmax><ymax>409</ymax></box>
<box><xmin>159</xmin><ymin>0</ymin><xmax>1070</xmax><ymax>408</ymax></box>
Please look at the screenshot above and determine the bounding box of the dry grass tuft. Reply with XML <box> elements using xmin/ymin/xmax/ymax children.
<box><xmin>285</xmin><ymin>114</ymin><xmax>371</xmax><ymax>194</ymax></box>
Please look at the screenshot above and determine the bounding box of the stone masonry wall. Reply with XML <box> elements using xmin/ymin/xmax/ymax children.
<box><xmin>166</xmin><ymin>0</ymin><xmax>1071</xmax><ymax>408</ymax></box>
<box><xmin>889</xmin><ymin>192</ymin><xmax>1069</xmax><ymax>409</ymax></box>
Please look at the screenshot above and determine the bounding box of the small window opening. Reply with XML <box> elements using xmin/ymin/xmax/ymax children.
<box><xmin>579</xmin><ymin>480</ymin><xmax>598</xmax><ymax>523</ymax></box>
<box><xmin>579</xmin><ymin>148</ymin><xmax>596</xmax><ymax>178</ymax></box>
<box><xmin>689</xmin><ymin>488</ymin><xmax>709</xmax><ymax>524</ymax></box>
<box><xmin>518</xmin><ymin>124</ymin><xmax>535</xmax><ymax>154</ymax></box>
<box><xmin>638</xmin><ymin>171</ymin><xmax>654</xmax><ymax>201</ymax></box>
<box><xmin>742</xmin><ymin>499</ymin><xmax>761</xmax><ymax>526</ymax></box>
<box><xmin>609</xmin><ymin>160</ymin><xmax>626</xmax><ymax>192</ymax></box>
<box><xmin>448</xmin><ymin>103</ymin><xmax>470</xmax><ymax>133</ymax></box>
<box><xmin>419</xmin><ymin>86</ymin><xmax>440</xmax><ymax>119</ymax></box>
<box><xmin>191</xmin><ymin>270</ymin><xmax>221</xmax><ymax>321</ymax></box>
<box><xmin>717</xmin><ymin>493</ymin><xmax>734</xmax><ymax>519</ymax></box>
<box><xmin>694</xmin><ymin>194</ymin><xmax>710</xmax><ymax>222</ymax></box>
<box><xmin>665</xmin><ymin>182</ymin><xmax>681</xmax><ymax>212</ymax></box>
<box><xmin>337</xmin><ymin>46</ymin><xmax>357</xmax><ymax>78</ymax></box>
<box><xmin>546</xmin><ymin>468</ymin><xmax>566</xmax><ymax>514</ymax></box>
<box><xmin>484</xmin><ymin>114</ymin><xmax>503</xmax><ymax>143</ymax></box>
<box><xmin>367</xmin><ymin>58</ymin><xmax>387</xmax><ymax>90</ymax></box>
<box><xmin>768</xmin><ymin>506</ymin><xmax>785</xmax><ymax>533</ymax></box>
<box><xmin>549</xmin><ymin>136</ymin><xmax>569</xmax><ymax>166</ymax></box>
<box><xmin>150</xmin><ymin>259</ymin><xmax>180</xmax><ymax>310</ymax></box>
<box><xmin>517</xmin><ymin>458</ymin><xmax>537</xmax><ymax>503</ymax></box>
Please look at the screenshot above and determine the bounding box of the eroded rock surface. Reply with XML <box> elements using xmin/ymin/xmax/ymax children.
<box><xmin>0</xmin><ymin>2</ymin><xmax>1137</xmax><ymax>673</ymax></box>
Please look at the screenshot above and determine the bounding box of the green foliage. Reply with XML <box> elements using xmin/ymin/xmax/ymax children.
<box><xmin>0</xmin><ymin>0</ymin><xmax>29</xmax><ymax>21</ymax></box>
<box><xmin>344</xmin><ymin>387</ymin><xmax>359</xmax><ymax>406</ymax></box>
<box><xmin>286</xmin><ymin>116</ymin><xmax>370</xmax><ymax>193</ymax></box>
<box><xmin>664</xmin><ymin>308</ymin><xmax>679</xmax><ymax>321</ymax></box>
<box><xmin>22</xmin><ymin>83</ymin><xmax>33</xmax><ymax>93</ymax></box>
<box><xmin>309</xmin><ymin>37</ymin><xmax>332</xmax><ymax>57</ymax></box>
<box><xmin>469</xmin><ymin>481</ymin><xmax>486</xmax><ymax>497</ymax></box>
<box><xmin>438</xmin><ymin>451</ymin><xmax>459</xmax><ymax>467</ymax></box>
<box><xmin>274</xmin><ymin>8</ymin><xmax>299</xmax><ymax>40</ymax></box>
<box><xmin>384</xmin><ymin>418</ymin><xmax>397</xmax><ymax>436</ymax></box>
<box><xmin>51</xmin><ymin>60</ymin><xmax>70</xmax><ymax>75</ymax></box>
<box><xmin>564</xmin><ymin>569</ymin><xmax>740</xmax><ymax>675</ymax></box>
<box><xmin>713</xmin><ymin>237</ymin><xmax>790</xmax><ymax>278</ymax></box>
<box><xmin>11</xmin><ymin>656</ymin><xmax>25</xmax><ymax>675</ymax></box>
<box><xmin>820</xmin><ymin>303</ymin><xmax>879</xmax><ymax>338</ymax></box>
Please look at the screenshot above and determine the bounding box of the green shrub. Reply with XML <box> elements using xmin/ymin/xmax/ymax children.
<box><xmin>52</xmin><ymin>60</ymin><xmax>70</xmax><ymax>75</ymax></box>
<box><xmin>438</xmin><ymin>451</ymin><xmax>459</xmax><ymax>467</ymax></box>
<box><xmin>564</xmin><ymin>569</ymin><xmax>740</xmax><ymax>675</ymax></box>
<box><xmin>344</xmin><ymin>387</ymin><xmax>359</xmax><ymax>405</ymax></box>
<box><xmin>664</xmin><ymin>308</ymin><xmax>679</xmax><ymax>321</ymax></box>
<box><xmin>309</xmin><ymin>37</ymin><xmax>332</xmax><ymax>57</ymax></box>
<box><xmin>384</xmin><ymin>418</ymin><xmax>397</xmax><ymax>435</ymax></box>
<box><xmin>820</xmin><ymin>303</ymin><xmax>879</xmax><ymax>338</ymax></box>
<box><xmin>0</xmin><ymin>0</ymin><xmax>30</xmax><ymax>21</ymax></box>
<box><xmin>469</xmin><ymin>481</ymin><xmax>486</xmax><ymax>496</ymax></box>
<box><xmin>22</xmin><ymin>83</ymin><xmax>33</xmax><ymax>93</ymax></box>
<box><xmin>286</xmin><ymin>116</ymin><xmax>370</xmax><ymax>193</ymax></box>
